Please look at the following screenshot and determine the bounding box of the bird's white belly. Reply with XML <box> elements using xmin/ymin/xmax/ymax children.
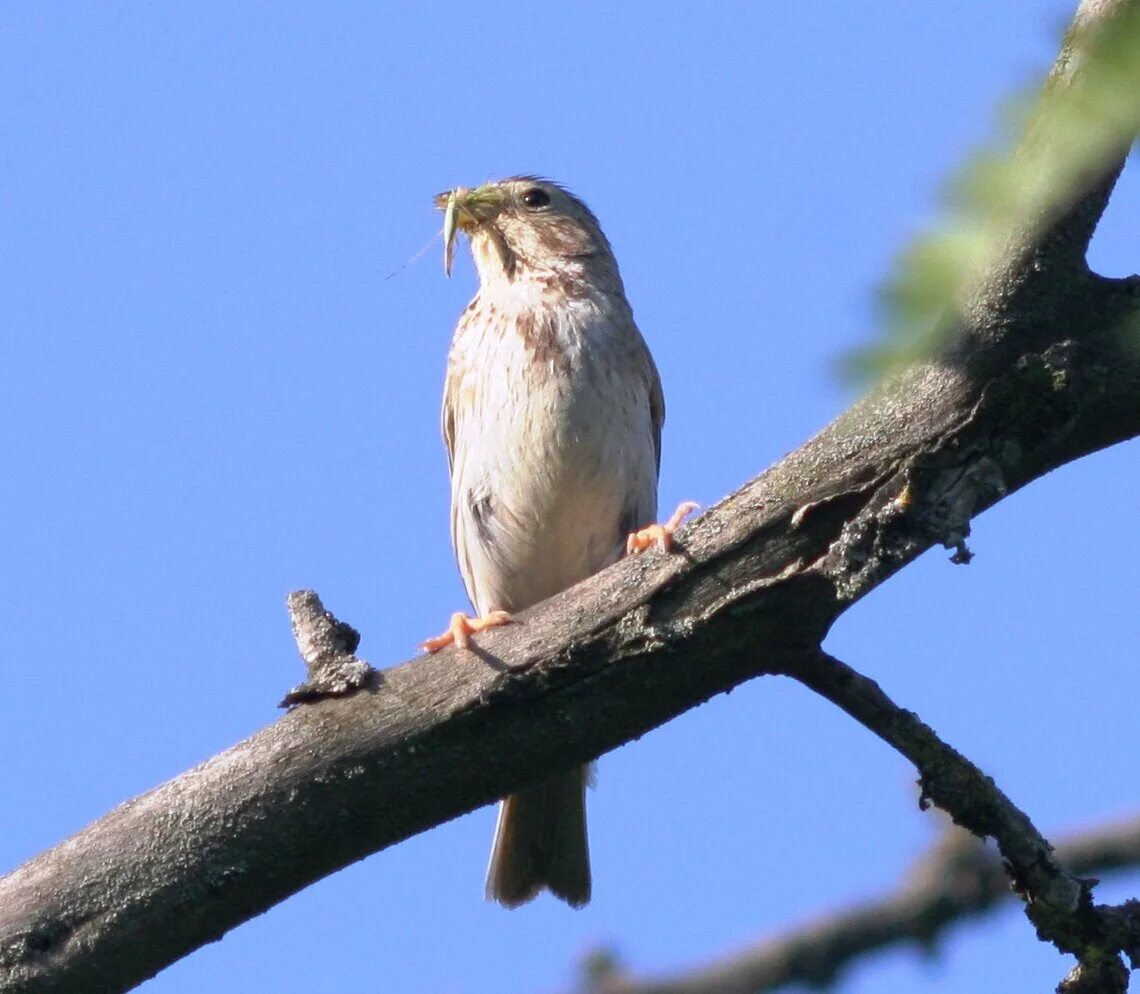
<box><xmin>450</xmin><ymin>329</ymin><xmax>656</xmax><ymax>614</ymax></box>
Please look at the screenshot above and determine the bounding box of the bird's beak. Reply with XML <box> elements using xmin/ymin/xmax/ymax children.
<box><xmin>435</xmin><ymin>185</ymin><xmax>506</xmax><ymax>277</ymax></box>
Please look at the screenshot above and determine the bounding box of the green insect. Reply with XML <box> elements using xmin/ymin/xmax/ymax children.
<box><xmin>442</xmin><ymin>189</ymin><xmax>459</xmax><ymax>278</ymax></box>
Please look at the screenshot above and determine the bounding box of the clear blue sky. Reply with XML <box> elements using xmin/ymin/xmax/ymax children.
<box><xmin>2</xmin><ymin>3</ymin><xmax>1138</xmax><ymax>992</ymax></box>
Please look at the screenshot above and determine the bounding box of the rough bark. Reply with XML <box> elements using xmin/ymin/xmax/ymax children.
<box><xmin>2</xmin><ymin>2</ymin><xmax>1139</xmax><ymax>992</ymax></box>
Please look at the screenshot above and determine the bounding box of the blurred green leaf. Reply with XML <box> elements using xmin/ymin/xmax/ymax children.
<box><xmin>844</xmin><ymin>4</ymin><xmax>1140</xmax><ymax>382</ymax></box>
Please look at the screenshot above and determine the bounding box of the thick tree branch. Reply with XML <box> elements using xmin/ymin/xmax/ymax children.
<box><xmin>1</xmin><ymin>2</ymin><xmax>1139</xmax><ymax>992</ymax></box>
<box><xmin>2</xmin><ymin>276</ymin><xmax>1136</xmax><ymax>994</ymax></box>
<box><xmin>585</xmin><ymin>817</ymin><xmax>1140</xmax><ymax>994</ymax></box>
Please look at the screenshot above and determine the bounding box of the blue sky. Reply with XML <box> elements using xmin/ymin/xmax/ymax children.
<box><xmin>2</xmin><ymin>2</ymin><xmax>1138</xmax><ymax>993</ymax></box>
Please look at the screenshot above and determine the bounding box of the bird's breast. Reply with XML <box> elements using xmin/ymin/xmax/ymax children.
<box><xmin>447</xmin><ymin>293</ymin><xmax>658</xmax><ymax>609</ymax></box>
<box><xmin>453</xmin><ymin>295</ymin><xmax>646</xmax><ymax>483</ymax></box>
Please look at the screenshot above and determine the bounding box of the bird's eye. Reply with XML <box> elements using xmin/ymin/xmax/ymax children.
<box><xmin>521</xmin><ymin>187</ymin><xmax>551</xmax><ymax>209</ymax></box>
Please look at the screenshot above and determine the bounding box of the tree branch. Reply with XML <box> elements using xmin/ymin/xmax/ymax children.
<box><xmin>785</xmin><ymin>654</ymin><xmax>1140</xmax><ymax>980</ymax></box>
<box><xmin>584</xmin><ymin>817</ymin><xmax>1140</xmax><ymax>994</ymax></box>
<box><xmin>2</xmin><ymin>1</ymin><xmax>1139</xmax><ymax>992</ymax></box>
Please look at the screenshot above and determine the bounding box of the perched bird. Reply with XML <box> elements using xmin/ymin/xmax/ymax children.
<box><xmin>424</xmin><ymin>176</ymin><xmax>695</xmax><ymax>908</ymax></box>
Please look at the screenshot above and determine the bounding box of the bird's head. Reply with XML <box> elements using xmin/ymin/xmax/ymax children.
<box><xmin>435</xmin><ymin>176</ymin><xmax>618</xmax><ymax>288</ymax></box>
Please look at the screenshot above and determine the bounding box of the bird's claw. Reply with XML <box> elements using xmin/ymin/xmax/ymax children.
<box><xmin>626</xmin><ymin>501</ymin><xmax>700</xmax><ymax>555</ymax></box>
<box><xmin>422</xmin><ymin>609</ymin><xmax>515</xmax><ymax>653</ymax></box>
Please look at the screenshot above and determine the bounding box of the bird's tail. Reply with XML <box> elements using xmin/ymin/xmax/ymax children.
<box><xmin>485</xmin><ymin>765</ymin><xmax>591</xmax><ymax>908</ymax></box>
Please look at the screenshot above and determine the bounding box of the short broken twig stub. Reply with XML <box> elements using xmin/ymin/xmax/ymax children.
<box><xmin>280</xmin><ymin>589</ymin><xmax>376</xmax><ymax>708</ymax></box>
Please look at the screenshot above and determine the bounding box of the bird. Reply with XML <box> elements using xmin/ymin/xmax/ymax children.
<box><xmin>423</xmin><ymin>176</ymin><xmax>696</xmax><ymax>909</ymax></box>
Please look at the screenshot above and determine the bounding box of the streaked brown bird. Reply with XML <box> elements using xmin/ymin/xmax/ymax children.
<box><xmin>423</xmin><ymin>176</ymin><xmax>695</xmax><ymax>908</ymax></box>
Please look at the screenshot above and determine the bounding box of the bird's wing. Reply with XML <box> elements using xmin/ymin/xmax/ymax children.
<box><xmin>644</xmin><ymin>337</ymin><xmax>665</xmax><ymax>477</ymax></box>
<box><xmin>441</xmin><ymin>310</ymin><xmax>474</xmax><ymax>475</ymax></box>
<box><xmin>441</xmin><ymin>365</ymin><xmax>458</xmax><ymax>475</ymax></box>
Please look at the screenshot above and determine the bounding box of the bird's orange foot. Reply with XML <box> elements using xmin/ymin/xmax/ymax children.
<box><xmin>626</xmin><ymin>501</ymin><xmax>700</xmax><ymax>555</ymax></box>
<box><xmin>421</xmin><ymin>610</ymin><xmax>514</xmax><ymax>653</ymax></box>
